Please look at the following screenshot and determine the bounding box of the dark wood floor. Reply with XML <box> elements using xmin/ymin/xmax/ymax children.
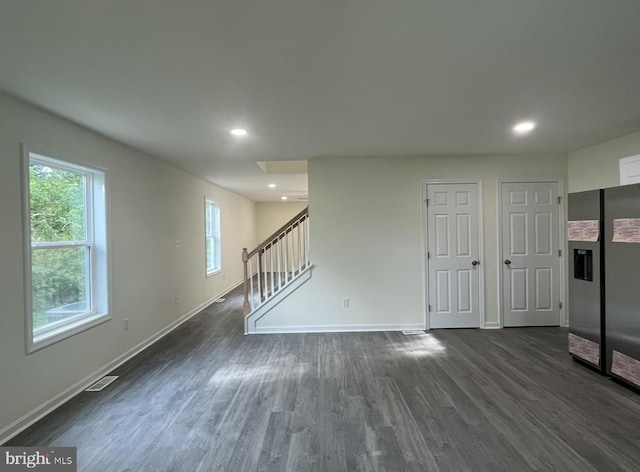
<box><xmin>7</xmin><ymin>287</ymin><xmax>640</xmax><ymax>471</ymax></box>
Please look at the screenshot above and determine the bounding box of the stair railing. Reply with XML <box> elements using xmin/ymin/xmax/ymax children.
<box><xmin>242</xmin><ymin>207</ymin><xmax>310</xmax><ymax>315</ymax></box>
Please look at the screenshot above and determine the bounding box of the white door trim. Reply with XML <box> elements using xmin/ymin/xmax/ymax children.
<box><xmin>497</xmin><ymin>179</ymin><xmax>566</xmax><ymax>328</ymax></box>
<box><xmin>423</xmin><ymin>179</ymin><xmax>485</xmax><ymax>329</ymax></box>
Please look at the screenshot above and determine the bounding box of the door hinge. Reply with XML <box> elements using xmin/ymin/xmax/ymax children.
<box><xmin>427</xmin><ymin>252</ymin><xmax>430</xmax><ymax>259</ymax></box>
<box><xmin>557</xmin><ymin>196</ymin><xmax>562</xmax><ymax>204</ymax></box>
<box><xmin>559</xmin><ymin>301</ymin><xmax>563</xmax><ymax>309</ymax></box>
<box><xmin>425</xmin><ymin>199</ymin><xmax>429</xmax><ymax>206</ymax></box>
<box><xmin>428</xmin><ymin>304</ymin><xmax>432</xmax><ymax>312</ymax></box>
<box><xmin>559</xmin><ymin>249</ymin><xmax>562</xmax><ymax>257</ymax></box>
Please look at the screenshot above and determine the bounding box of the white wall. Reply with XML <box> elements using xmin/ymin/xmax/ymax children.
<box><xmin>568</xmin><ymin>130</ymin><xmax>640</xmax><ymax>192</ymax></box>
<box><xmin>257</xmin><ymin>154</ymin><xmax>567</xmax><ymax>332</ymax></box>
<box><xmin>0</xmin><ymin>92</ymin><xmax>256</xmax><ymax>442</ymax></box>
<box><xmin>256</xmin><ymin>202</ymin><xmax>307</xmax><ymax>242</ymax></box>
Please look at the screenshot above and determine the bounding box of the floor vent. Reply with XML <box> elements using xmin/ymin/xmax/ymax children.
<box><xmin>86</xmin><ymin>376</ymin><xmax>119</xmax><ymax>392</ymax></box>
<box><xmin>214</xmin><ymin>298</ymin><xmax>226</xmax><ymax>303</ymax></box>
<box><xmin>402</xmin><ymin>330</ymin><xmax>426</xmax><ymax>335</ymax></box>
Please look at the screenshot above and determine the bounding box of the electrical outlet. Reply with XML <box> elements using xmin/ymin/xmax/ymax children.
<box><xmin>174</xmin><ymin>294</ymin><xmax>179</xmax><ymax>304</ymax></box>
<box><xmin>123</xmin><ymin>318</ymin><xmax>129</xmax><ymax>331</ymax></box>
<box><xmin>174</xmin><ymin>239</ymin><xmax>181</xmax><ymax>248</ymax></box>
<box><xmin>341</xmin><ymin>298</ymin><xmax>350</xmax><ymax>308</ymax></box>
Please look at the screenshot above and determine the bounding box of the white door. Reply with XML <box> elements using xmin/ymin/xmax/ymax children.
<box><xmin>501</xmin><ymin>182</ymin><xmax>562</xmax><ymax>327</ymax></box>
<box><xmin>426</xmin><ymin>183</ymin><xmax>481</xmax><ymax>329</ymax></box>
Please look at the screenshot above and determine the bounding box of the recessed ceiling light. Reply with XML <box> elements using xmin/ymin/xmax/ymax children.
<box><xmin>268</xmin><ymin>183</ymin><xmax>277</xmax><ymax>188</ymax></box>
<box><xmin>513</xmin><ymin>121</ymin><xmax>536</xmax><ymax>134</ymax></box>
<box><xmin>230</xmin><ymin>128</ymin><xmax>247</xmax><ymax>136</ymax></box>
<box><xmin>281</xmin><ymin>196</ymin><xmax>288</xmax><ymax>200</ymax></box>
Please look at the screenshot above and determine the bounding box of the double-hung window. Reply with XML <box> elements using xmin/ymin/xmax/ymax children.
<box><xmin>205</xmin><ymin>198</ymin><xmax>221</xmax><ymax>275</ymax></box>
<box><xmin>24</xmin><ymin>151</ymin><xmax>109</xmax><ymax>352</ymax></box>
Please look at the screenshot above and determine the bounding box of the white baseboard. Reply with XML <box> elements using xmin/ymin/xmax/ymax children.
<box><xmin>482</xmin><ymin>321</ymin><xmax>501</xmax><ymax>329</ymax></box>
<box><xmin>253</xmin><ymin>322</ymin><xmax>427</xmax><ymax>334</ymax></box>
<box><xmin>0</xmin><ymin>282</ymin><xmax>240</xmax><ymax>446</ymax></box>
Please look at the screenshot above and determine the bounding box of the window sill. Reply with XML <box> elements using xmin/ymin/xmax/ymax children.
<box><xmin>28</xmin><ymin>312</ymin><xmax>111</xmax><ymax>353</ymax></box>
<box><xmin>206</xmin><ymin>268</ymin><xmax>222</xmax><ymax>278</ymax></box>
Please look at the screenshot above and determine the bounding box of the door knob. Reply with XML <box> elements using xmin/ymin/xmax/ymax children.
<box><xmin>472</xmin><ymin>260</ymin><xmax>480</xmax><ymax>266</ymax></box>
<box><xmin>504</xmin><ymin>259</ymin><xmax>511</xmax><ymax>265</ymax></box>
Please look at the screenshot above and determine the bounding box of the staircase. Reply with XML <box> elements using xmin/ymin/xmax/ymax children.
<box><xmin>242</xmin><ymin>207</ymin><xmax>311</xmax><ymax>333</ymax></box>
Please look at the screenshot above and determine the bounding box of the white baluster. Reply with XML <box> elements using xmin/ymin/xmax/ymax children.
<box><xmin>284</xmin><ymin>230</ymin><xmax>289</xmax><ymax>282</ymax></box>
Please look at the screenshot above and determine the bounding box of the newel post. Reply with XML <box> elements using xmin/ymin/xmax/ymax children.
<box><xmin>242</xmin><ymin>248</ymin><xmax>251</xmax><ymax>315</ymax></box>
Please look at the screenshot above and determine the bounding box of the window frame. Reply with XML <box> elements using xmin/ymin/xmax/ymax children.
<box><xmin>22</xmin><ymin>147</ymin><xmax>111</xmax><ymax>353</ymax></box>
<box><xmin>204</xmin><ymin>198</ymin><xmax>221</xmax><ymax>276</ymax></box>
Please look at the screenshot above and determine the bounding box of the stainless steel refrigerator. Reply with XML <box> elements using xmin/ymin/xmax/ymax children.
<box><xmin>568</xmin><ymin>190</ymin><xmax>605</xmax><ymax>372</ymax></box>
<box><xmin>604</xmin><ymin>184</ymin><xmax>640</xmax><ymax>389</ymax></box>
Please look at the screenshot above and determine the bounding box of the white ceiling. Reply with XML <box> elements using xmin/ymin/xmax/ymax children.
<box><xmin>2</xmin><ymin>0</ymin><xmax>640</xmax><ymax>201</ymax></box>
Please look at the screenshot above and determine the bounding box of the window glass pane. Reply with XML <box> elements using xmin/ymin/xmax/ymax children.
<box><xmin>32</xmin><ymin>247</ymin><xmax>89</xmax><ymax>330</ymax></box>
<box><xmin>206</xmin><ymin>239</ymin><xmax>214</xmax><ymax>271</ymax></box>
<box><xmin>205</xmin><ymin>203</ymin><xmax>213</xmax><ymax>237</ymax></box>
<box><xmin>214</xmin><ymin>206</ymin><xmax>221</xmax><ymax>239</ymax></box>
<box><xmin>30</xmin><ymin>163</ymin><xmax>86</xmax><ymax>242</ymax></box>
<box><xmin>205</xmin><ymin>199</ymin><xmax>220</xmax><ymax>274</ymax></box>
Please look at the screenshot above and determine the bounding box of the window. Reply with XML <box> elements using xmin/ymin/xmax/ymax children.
<box><xmin>23</xmin><ymin>150</ymin><xmax>109</xmax><ymax>352</ymax></box>
<box><xmin>205</xmin><ymin>198</ymin><xmax>221</xmax><ymax>275</ymax></box>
